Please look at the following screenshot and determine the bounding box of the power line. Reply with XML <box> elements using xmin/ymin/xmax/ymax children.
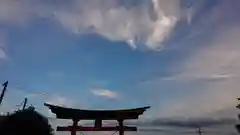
<box><xmin>10</xmin><ymin>85</ymin><xmax>49</xmax><ymax>97</ymax></box>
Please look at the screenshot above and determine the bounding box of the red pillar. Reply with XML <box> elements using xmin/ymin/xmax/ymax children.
<box><xmin>118</xmin><ymin>119</ymin><xmax>124</xmax><ymax>135</ymax></box>
<box><xmin>71</xmin><ymin>119</ymin><xmax>79</xmax><ymax>135</ymax></box>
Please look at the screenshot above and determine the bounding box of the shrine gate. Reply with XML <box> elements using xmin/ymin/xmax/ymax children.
<box><xmin>44</xmin><ymin>103</ymin><xmax>150</xmax><ymax>135</ymax></box>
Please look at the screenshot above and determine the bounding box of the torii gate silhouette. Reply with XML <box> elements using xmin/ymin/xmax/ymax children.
<box><xmin>44</xmin><ymin>103</ymin><xmax>150</xmax><ymax>135</ymax></box>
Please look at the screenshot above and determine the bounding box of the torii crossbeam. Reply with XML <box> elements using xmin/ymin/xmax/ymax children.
<box><xmin>44</xmin><ymin>103</ymin><xmax>150</xmax><ymax>135</ymax></box>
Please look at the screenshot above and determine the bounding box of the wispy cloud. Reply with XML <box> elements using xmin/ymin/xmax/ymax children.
<box><xmin>0</xmin><ymin>31</ymin><xmax>7</xmax><ymax>60</ymax></box>
<box><xmin>138</xmin><ymin>117</ymin><xmax>237</xmax><ymax>128</ymax></box>
<box><xmin>91</xmin><ymin>88</ymin><xmax>118</xmax><ymax>99</ymax></box>
<box><xmin>147</xmin><ymin>29</ymin><xmax>240</xmax><ymax>118</ymax></box>
<box><xmin>0</xmin><ymin>0</ymin><xmax>187</xmax><ymax>51</ymax></box>
<box><xmin>53</xmin><ymin>0</ymin><xmax>180</xmax><ymax>50</ymax></box>
<box><xmin>138</xmin><ymin>1</ymin><xmax>240</xmax><ymax>119</ymax></box>
<box><xmin>155</xmin><ymin>73</ymin><xmax>237</xmax><ymax>82</ymax></box>
<box><xmin>0</xmin><ymin>48</ymin><xmax>6</xmax><ymax>60</ymax></box>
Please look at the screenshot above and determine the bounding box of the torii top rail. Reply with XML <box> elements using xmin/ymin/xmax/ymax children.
<box><xmin>44</xmin><ymin>103</ymin><xmax>150</xmax><ymax>135</ymax></box>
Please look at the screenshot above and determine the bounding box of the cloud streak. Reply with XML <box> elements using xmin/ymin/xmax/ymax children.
<box><xmin>0</xmin><ymin>49</ymin><xmax>6</xmax><ymax>60</ymax></box>
<box><xmin>0</xmin><ymin>31</ymin><xmax>7</xmax><ymax>60</ymax></box>
<box><xmin>91</xmin><ymin>88</ymin><xmax>118</xmax><ymax>99</ymax></box>
<box><xmin>149</xmin><ymin>117</ymin><xmax>237</xmax><ymax>128</ymax></box>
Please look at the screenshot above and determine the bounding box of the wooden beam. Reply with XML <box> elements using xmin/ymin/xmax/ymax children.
<box><xmin>57</xmin><ymin>126</ymin><xmax>137</xmax><ymax>131</ymax></box>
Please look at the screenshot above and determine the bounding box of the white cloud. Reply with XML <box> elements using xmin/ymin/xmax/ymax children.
<box><xmin>0</xmin><ymin>48</ymin><xmax>6</xmax><ymax>59</ymax></box>
<box><xmin>91</xmin><ymin>89</ymin><xmax>118</xmax><ymax>99</ymax></box>
<box><xmin>0</xmin><ymin>0</ymin><xmax>186</xmax><ymax>51</ymax></box>
<box><xmin>50</xmin><ymin>0</ymin><xmax>181</xmax><ymax>50</ymax></box>
<box><xmin>126</xmin><ymin>39</ymin><xmax>137</xmax><ymax>50</ymax></box>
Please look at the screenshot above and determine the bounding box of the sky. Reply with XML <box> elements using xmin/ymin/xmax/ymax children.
<box><xmin>0</xmin><ymin>0</ymin><xmax>240</xmax><ymax>134</ymax></box>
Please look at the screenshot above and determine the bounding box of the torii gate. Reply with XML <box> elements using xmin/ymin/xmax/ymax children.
<box><xmin>44</xmin><ymin>103</ymin><xmax>150</xmax><ymax>135</ymax></box>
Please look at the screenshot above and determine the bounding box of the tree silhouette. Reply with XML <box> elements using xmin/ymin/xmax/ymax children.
<box><xmin>0</xmin><ymin>107</ymin><xmax>53</xmax><ymax>135</ymax></box>
<box><xmin>236</xmin><ymin>98</ymin><xmax>240</xmax><ymax>134</ymax></box>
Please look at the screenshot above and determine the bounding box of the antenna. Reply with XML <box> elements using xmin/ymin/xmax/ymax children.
<box><xmin>0</xmin><ymin>81</ymin><xmax>8</xmax><ymax>107</ymax></box>
<box><xmin>22</xmin><ymin>98</ymin><xmax>28</xmax><ymax>110</ymax></box>
<box><xmin>16</xmin><ymin>97</ymin><xmax>28</xmax><ymax>110</ymax></box>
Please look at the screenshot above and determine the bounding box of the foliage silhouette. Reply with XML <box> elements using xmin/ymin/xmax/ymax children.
<box><xmin>0</xmin><ymin>107</ymin><xmax>53</xmax><ymax>135</ymax></box>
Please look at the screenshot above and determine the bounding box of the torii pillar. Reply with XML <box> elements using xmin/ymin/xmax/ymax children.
<box><xmin>118</xmin><ymin>119</ymin><xmax>124</xmax><ymax>135</ymax></box>
<box><xmin>71</xmin><ymin>119</ymin><xmax>79</xmax><ymax>135</ymax></box>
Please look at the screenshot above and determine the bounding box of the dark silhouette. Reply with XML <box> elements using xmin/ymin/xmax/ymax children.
<box><xmin>236</xmin><ymin>98</ymin><xmax>240</xmax><ymax>134</ymax></box>
<box><xmin>0</xmin><ymin>107</ymin><xmax>53</xmax><ymax>135</ymax></box>
<box><xmin>45</xmin><ymin>103</ymin><xmax>150</xmax><ymax>135</ymax></box>
<box><xmin>0</xmin><ymin>81</ymin><xmax>8</xmax><ymax>106</ymax></box>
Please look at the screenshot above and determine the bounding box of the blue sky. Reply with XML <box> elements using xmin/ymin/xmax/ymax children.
<box><xmin>0</xmin><ymin>1</ymin><xmax>240</xmax><ymax>133</ymax></box>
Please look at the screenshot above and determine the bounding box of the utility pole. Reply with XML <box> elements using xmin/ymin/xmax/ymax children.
<box><xmin>0</xmin><ymin>81</ymin><xmax>8</xmax><ymax>107</ymax></box>
<box><xmin>22</xmin><ymin>98</ymin><xmax>28</xmax><ymax>110</ymax></box>
<box><xmin>236</xmin><ymin>98</ymin><xmax>240</xmax><ymax>134</ymax></box>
